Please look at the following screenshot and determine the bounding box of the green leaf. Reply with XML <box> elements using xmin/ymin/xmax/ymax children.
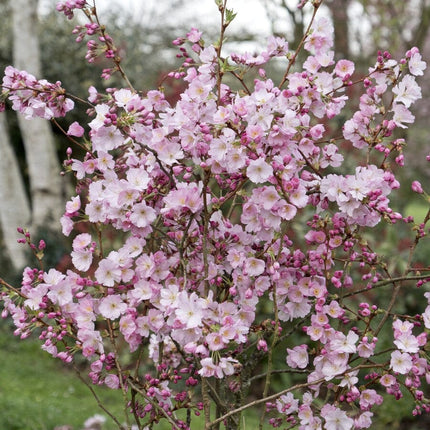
<box><xmin>225</xmin><ymin>8</ymin><xmax>237</xmax><ymax>25</ymax></box>
<box><xmin>219</xmin><ymin>57</ymin><xmax>238</xmax><ymax>73</ymax></box>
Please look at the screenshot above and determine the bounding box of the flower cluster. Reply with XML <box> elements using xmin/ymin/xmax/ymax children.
<box><xmin>56</xmin><ymin>0</ymin><xmax>87</xmax><ymax>20</ymax></box>
<box><xmin>1</xmin><ymin>66</ymin><xmax>74</xmax><ymax>119</ymax></box>
<box><xmin>1</xmin><ymin>1</ymin><xmax>430</xmax><ymax>429</ymax></box>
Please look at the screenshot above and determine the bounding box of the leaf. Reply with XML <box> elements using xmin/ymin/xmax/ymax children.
<box><xmin>225</xmin><ymin>8</ymin><xmax>237</xmax><ymax>25</ymax></box>
<box><xmin>219</xmin><ymin>57</ymin><xmax>238</xmax><ymax>73</ymax></box>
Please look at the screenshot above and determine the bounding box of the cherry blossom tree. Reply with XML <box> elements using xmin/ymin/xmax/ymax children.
<box><xmin>1</xmin><ymin>1</ymin><xmax>430</xmax><ymax>429</ymax></box>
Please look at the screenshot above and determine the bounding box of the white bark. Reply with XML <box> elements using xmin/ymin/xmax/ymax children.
<box><xmin>0</xmin><ymin>113</ymin><xmax>31</xmax><ymax>270</ymax></box>
<box><xmin>11</xmin><ymin>0</ymin><xmax>64</xmax><ymax>228</ymax></box>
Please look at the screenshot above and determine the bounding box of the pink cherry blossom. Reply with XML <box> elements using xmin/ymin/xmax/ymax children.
<box><xmin>392</xmin><ymin>103</ymin><xmax>415</xmax><ymax>128</ymax></box>
<box><xmin>71</xmin><ymin>249</ymin><xmax>93</xmax><ymax>272</ymax></box>
<box><xmin>390</xmin><ymin>350</ymin><xmax>413</xmax><ymax>374</ymax></box>
<box><xmin>286</xmin><ymin>345</ymin><xmax>309</xmax><ymax>369</ymax></box>
<box><xmin>359</xmin><ymin>389</ymin><xmax>383</xmax><ymax>410</ymax></box>
<box><xmin>393</xmin><ymin>75</ymin><xmax>422</xmax><ymax>107</ymax></box>
<box><xmin>244</xmin><ymin>257</ymin><xmax>265</xmax><ymax>276</ymax></box>
<box><xmin>321</xmin><ymin>404</ymin><xmax>354</xmax><ymax>430</ymax></box>
<box><xmin>175</xmin><ymin>292</ymin><xmax>206</xmax><ymax>329</ymax></box>
<box><xmin>246</xmin><ymin>158</ymin><xmax>273</xmax><ymax>183</ymax></box>
<box><xmin>335</xmin><ymin>59</ymin><xmax>354</xmax><ymax>78</ymax></box>
<box><xmin>379</xmin><ymin>373</ymin><xmax>396</xmax><ymax>388</ymax></box>
<box><xmin>95</xmin><ymin>259</ymin><xmax>121</xmax><ymax>287</ymax></box>
<box><xmin>408</xmin><ymin>50</ymin><xmax>426</xmax><ymax>76</ymax></box>
<box><xmin>393</xmin><ymin>333</ymin><xmax>420</xmax><ymax>353</ymax></box>
<box><xmin>67</xmin><ymin>121</ymin><xmax>85</xmax><ymax>137</ymax></box>
<box><xmin>98</xmin><ymin>295</ymin><xmax>127</xmax><ymax>320</ymax></box>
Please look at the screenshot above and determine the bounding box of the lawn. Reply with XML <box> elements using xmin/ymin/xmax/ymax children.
<box><xmin>0</xmin><ymin>321</ymin><xmax>125</xmax><ymax>430</ymax></box>
<box><xmin>0</xmin><ymin>321</ymin><xmax>262</xmax><ymax>430</ymax></box>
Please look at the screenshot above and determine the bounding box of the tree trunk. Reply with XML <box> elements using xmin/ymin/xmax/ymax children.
<box><xmin>11</xmin><ymin>0</ymin><xmax>64</xmax><ymax>229</ymax></box>
<box><xmin>0</xmin><ymin>113</ymin><xmax>31</xmax><ymax>271</ymax></box>
<box><xmin>326</xmin><ymin>0</ymin><xmax>351</xmax><ymax>59</ymax></box>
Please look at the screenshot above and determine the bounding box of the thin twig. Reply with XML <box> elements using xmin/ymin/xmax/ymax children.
<box><xmin>128</xmin><ymin>379</ymin><xmax>182</xmax><ymax>430</ymax></box>
<box><xmin>107</xmin><ymin>319</ymin><xmax>132</xmax><ymax>429</ymax></box>
<box><xmin>206</xmin><ymin>363</ymin><xmax>385</xmax><ymax>429</ymax></box>
<box><xmin>250</xmin><ymin>368</ymin><xmax>309</xmax><ymax>383</ymax></box>
<box><xmin>341</xmin><ymin>274</ymin><xmax>430</xmax><ymax>299</ymax></box>
<box><xmin>51</xmin><ymin>118</ymin><xmax>90</xmax><ymax>152</ymax></box>
<box><xmin>73</xmin><ymin>365</ymin><xmax>127</xmax><ymax>430</ymax></box>
<box><xmin>215</xmin><ymin>0</ymin><xmax>229</xmax><ymax>102</ymax></box>
<box><xmin>0</xmin><ymin>277</ymin><xmax>25</xmax><ymax>297</ymax></box>
<box><xmin>259</xmin><ymin>279</ymin><xmax>279</xmax><ymax>430</ymax></box>
<box><xmin>90</xmin><ymin>3</ymin><xmax>135</xmax><ymax>91</ymax></box>
<box><xmin>278</xmin><ymin>1</ymin><xmax>321</xmax><ymax>88</ymax></box>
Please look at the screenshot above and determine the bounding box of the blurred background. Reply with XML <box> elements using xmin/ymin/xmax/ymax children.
<box><xmin>0</xmin><ymin>0</ymin><xmax>430</xmax><ymax>428</ymax></box>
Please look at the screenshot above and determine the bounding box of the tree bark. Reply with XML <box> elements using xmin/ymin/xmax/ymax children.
<box><xmin>410</xmin><ymin>1</ymin><xmax>430</xmax><ymax>50</ymax></box>
<box><xmin>11</xmin><ymin>0</ymin><xmax>64</xmax><ymax>229</ymax></box>
<box><xmin>326</xmin><ymin>0</ymin><xmax>351</xmax><ymax>59</ymax></box>
<box><xmin>0</xmin><ymin>113</ymin><xmax>31</xmax><ymax>271</ymax></box>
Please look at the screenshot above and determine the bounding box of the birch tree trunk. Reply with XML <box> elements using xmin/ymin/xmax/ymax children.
<box><xmin>11</xmin><ymin>0</ymin><xmax>64</xmax><ymax>229</ymax></box>
<box><xmin>0</xmin><ymin>113</ymin><xmax>31</xmax><ymax>271</ymax></box>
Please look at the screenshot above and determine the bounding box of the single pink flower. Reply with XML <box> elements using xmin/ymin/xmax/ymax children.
<box><xmin>67</xmin><ymin>121</ymin><xmax>85</xmax><ymax>137</ymax></box>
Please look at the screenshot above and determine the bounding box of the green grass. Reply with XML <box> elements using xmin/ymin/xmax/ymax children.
<box><xmin>0</xmin><ymin>322</ymin><xmax>265</xmax><ymax>430</ymax></box>
<box><xmin>0</xmin><ymin>321</ymin><xmax>124</xmax><ymax>430</ymax></box>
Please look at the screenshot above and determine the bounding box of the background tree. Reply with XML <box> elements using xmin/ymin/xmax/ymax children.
<box><xmin>0</xmin><ymin>0</ymin><xmax>66</xmax><ymax>276</ymax></box>
<box><xmin>0</xmin><ymin>112</ymin><xmax>30</xmax><ymax>271</ymax></box>
<box><xmin>11</xmin><ymin>0</ymin><xmax>64</xmax><ymax>226</ymax></box>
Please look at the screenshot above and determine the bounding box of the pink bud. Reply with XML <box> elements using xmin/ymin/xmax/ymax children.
<box><xmin>412</xmin><ymin>180</ymin><xmax>423</xmax><ymax>194</ymax></box>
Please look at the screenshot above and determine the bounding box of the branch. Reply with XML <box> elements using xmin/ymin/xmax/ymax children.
<box><xmin>51</xmin><ymin>118</ymin><xmax>90</xmax><ymax>153</ymax></box>
<box><xmin>0</xmin><ymin>277</ymin><xmax>25</xmax><ymax>298</ymax></box>
<box><xmin>206</xmin><ymin>363</ymin><xmax>385</xmax><ymax>429</ymax></box>
<box><xmin>215</xmin><ymin>0</ymin><xmax>229</xmax><ymax>103</ymax></box>
<box><xmin>89</xmin><ymin>4</ymin><xmax>136</xmax><ymax>91</ymax></box>
<box><xmin>341</xmin><ymin>274</ymin><xmax>430</xmax><ymax>299</ymax></box>
<box><xmin>250</xmin><ymin>368</ymin><xmax>309</xmax><ymax>383</ymax></box>
<box><xmin>375</xmin><ymin>208</ymin><xmax>430</xmax><ymax>335</ymax></box>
